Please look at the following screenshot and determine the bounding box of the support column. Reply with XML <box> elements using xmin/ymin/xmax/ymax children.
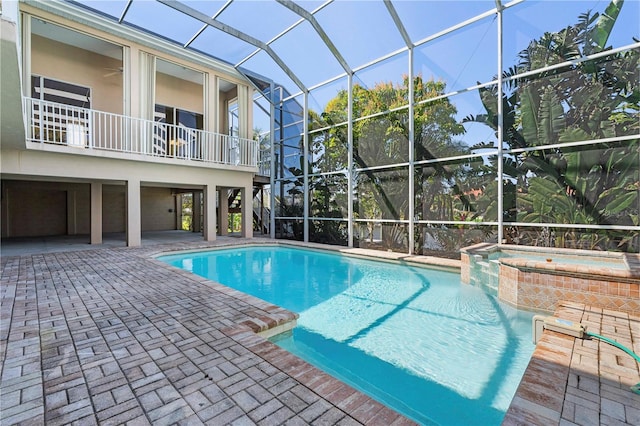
<box><xmin>127</xmin><ymin>46</ymin><xmax>140</xmax><ymax>117</ymax></box>
<box><xmin>241</xmin><ymin>186</ymin><xmax>253</xmax><ymax>239</ymax></box>
<box><xmin>204</xmin><ymin>185</ymin><xmax>216</xmax><ymax>241</ymax></box>
<box><xmin>219</xmin><ymin>188</ymin><xmax>229</xmax><ymax>236</ymax></box>
<box><xmin>67</xmin><ymin>190</ymin><xmax>77</xmax><ymax>235</ymax></box>
<box><xmin>175</xmin><ymin>194</ymin><xmax>182</xmax><ymax>230</ymax></box>
<box><xmin>90</xmin><ymin>182</ymin><xmax>103</xmax><ymax>245</ymax></box>
<box><xmin>212</xmin><ymin>76</ymin><xmax>220</xmax><ymax>133</ymax></box>
<box><xmin>193</xmin><ymin>191</ymin><xmax>202</xmax><ymax>233</ymax></box>
<box><xmin>126</xmin><ymin>178</ymin><xmax>141</xmax><ymax>247</ymax></box>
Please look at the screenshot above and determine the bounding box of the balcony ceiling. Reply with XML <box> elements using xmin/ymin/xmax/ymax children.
<box><xmin>63</xmin><ymin>0</ymin><xmax>500</xmax><ymax>95</ymax></box>
<box><xmin>31</xmin><ymin>15</ymin><xmax>122</xmax><ymax>60</ymax></box>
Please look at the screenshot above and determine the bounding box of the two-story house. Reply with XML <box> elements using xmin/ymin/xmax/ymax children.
<box><xmin>1</xmin><ymin>0</ymin><xmax>266</xmax><ymax>247</ymax></box>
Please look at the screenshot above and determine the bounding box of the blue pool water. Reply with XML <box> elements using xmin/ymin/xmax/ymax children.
<box><xmin>159</xmin><ymin>246</ymin><xmax>536</xmax><ymax>425</ymax></box>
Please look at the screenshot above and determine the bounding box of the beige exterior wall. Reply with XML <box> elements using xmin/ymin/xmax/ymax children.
<box><xmin>103</xmin><ymin>185</ymin><xmax>126</xmax><ymax>233</ymax></box>
<box><xmin>141</xmin><ymin>187</ymin><xmax>176</xmax><ymax>231</ymax></box>
<box><xmin>31</xmin><ymin>35</ymin><xmax>123</xmax><ymax>114</ymax></box>
<box><xmin>1</xmin><ymin>180</ymin><xmax>91</xmax><ymax>237</ymax></box>
<box><xmin>1</xmin><ymin>182</ymin><xmax>216</xmax><ymax>237</ymax></box>
<box><xmin>156</xmin><ymin>72</ymin><xmax>203</xmax><ymax>114</ymax></box>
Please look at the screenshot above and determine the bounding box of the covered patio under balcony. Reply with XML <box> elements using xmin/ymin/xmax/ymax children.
<box><xmin>1</xmin><ymin>70</ymin><xmax>267</xmax><ymax>246</ymax></box>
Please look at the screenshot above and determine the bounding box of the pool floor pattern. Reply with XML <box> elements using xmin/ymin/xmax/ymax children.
<box><xmin>1</xmin><ymin>237</ymin><xmax>638</xmax><ymax>425</ymax></box>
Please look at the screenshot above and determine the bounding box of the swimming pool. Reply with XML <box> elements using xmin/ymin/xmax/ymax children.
<box><xmin>159</xmin><ymin>245</ymin><xmax>535</xmax><ymax>425</ymax></box>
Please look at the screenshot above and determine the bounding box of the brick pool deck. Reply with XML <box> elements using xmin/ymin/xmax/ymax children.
<box><xmin>1</xmin><ymin>237</ymin><xmax>639</xmax><ymax>425</ymax></box>
<box><xmin>504</xmin><ymin>302</ymin><xmax>640</xmax><ymax>426</ymax></box>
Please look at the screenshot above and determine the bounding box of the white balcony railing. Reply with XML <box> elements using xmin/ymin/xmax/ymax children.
<box><xmin>23</xmin><ymin>97</ymin><xmax>260</xmax><ymax>169</ymax></box>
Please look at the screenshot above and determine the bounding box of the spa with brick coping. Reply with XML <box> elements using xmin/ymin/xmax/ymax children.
<box><xmin>461</xmin><ymin>243</ymin><xmax>640</xmax><ymax>315</ymax></box>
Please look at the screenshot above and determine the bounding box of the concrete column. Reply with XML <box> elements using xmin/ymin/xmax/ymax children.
<box><xmin>90</xmin><ymin>182</ymin><xmax>103</xmax><ymax>244</ymax></box>
<box><xmin>126</xmin><ymin>178</ymin><xmax>141</xmax><ymax>247</ymax></box>
<box><xmin>67</xmin><ymin>190</ymin><xmax>77</xmax><ymax>235</ymax></box>
<box><xmin>204</xmin><ymin>185</ymin><xmax>216</xmax><ymax>241</ymax></box>
<box><xmin>193</xmin><ymin>191</ymin><xmax>202</xmax><ymax>233</ymax></box>
<box><xmin>207</xmin><ymin>75</ymin><xmax>218</xmax><ymax>133</ymax></box>
<box><xmin>219</xmin><ymin>188</ymin><xmax>229</xmax><ymax>236</ymax></box>
<box><xmin>175</xmin><ymin>194</ymin><xmax>182</xmax><ymax>230</ymax></box>
<box><xmin>1</xmin><ymin>185</ymin><xmax>9</xmax><ymax>237</ymax></box>
<box><xmin>241</xmin><ymin>185</ymin><xmax>253</xmax><ymax>239</ymax></box>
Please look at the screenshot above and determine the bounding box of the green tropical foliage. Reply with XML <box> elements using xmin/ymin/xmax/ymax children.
<box><xmin>299</xmin><ymin>76</ymin><xmax>469</xmax><ymax>251</ymax></box>
<box><xmin>465</xmin><ymin>0</ymin><xmax>639</xmax><ymax>251</ymax></box>
<box><xmin>277</xmin><ymin>0</ymin><xmax>638</xmax><ymax>253</ymax></box>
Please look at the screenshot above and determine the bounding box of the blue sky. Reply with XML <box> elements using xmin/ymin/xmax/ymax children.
<box><xmin>253</xmin><ymin>0</ymin><xmax>637</xmax><ymax>146</ymax></box>
<box><xmin>78</xmin><ymin>0</ymin><xmax>640</xmax><ymax>141</ymax></box>
<box><xmin>81</xmin><ymin>0</ymin><xmax>639</xmax><ymax>98</ymax></box>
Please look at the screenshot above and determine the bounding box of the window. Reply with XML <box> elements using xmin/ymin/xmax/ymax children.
<box><xmin>32</xmin><ymin>76</ymin><xmax>91</xmax><ymax>107</ymax></box>
<box><xmin>228</xmin><ymin>98</ymin><xmax>238</xmax><ymax>137</ymax></box>
<box><xmin>31</xmin><ymin>76</ymin><xmax>91</xmax><ymax>146</ymax></box>
<box><xmin>153</xmin><ymin>105</ymin><xmax>203</xmax><ymax>158</ymax></box>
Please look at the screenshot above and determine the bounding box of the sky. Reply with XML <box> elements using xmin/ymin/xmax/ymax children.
<box><xmin>76</xmin><ymin>0</ymin><xmax>640</xmax><ymax>143</ymax></box>
<box><xmin>238</xmin><ymin>0</ymin><xmax>639</xmax><ymax>140</ymax></box>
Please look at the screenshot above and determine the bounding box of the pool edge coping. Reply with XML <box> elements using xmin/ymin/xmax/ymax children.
<box><xmin>151</xmin><ymin>239</ymin><xmax>462</xmax><ymax>274</ymax></box>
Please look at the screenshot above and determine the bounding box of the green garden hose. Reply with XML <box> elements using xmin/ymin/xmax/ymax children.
<box><xmin>585</xmin><ymin>331</ymin><xmax>640</xmax><ymax>395</ymax></box>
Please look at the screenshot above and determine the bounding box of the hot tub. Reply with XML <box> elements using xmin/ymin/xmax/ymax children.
<box><xmin>460</xmin><ymin>243</ymin><xmax>640</xmax><ymax>314</ymax></box>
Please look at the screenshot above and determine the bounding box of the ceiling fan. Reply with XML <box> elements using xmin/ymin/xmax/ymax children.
<box><xmin>103</xmin><ymin>66</ymin><xmax>123</xmax><ymax>78</ymax></box>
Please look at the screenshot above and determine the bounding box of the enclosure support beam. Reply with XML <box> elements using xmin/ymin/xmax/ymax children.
<box><xmin>157</xmin><ymin>0</ymin><xmax>306</xmax><ymax>92</ymax></box>
<box><xmin>347</xmin><ymin>73</ymin><xmax>354</xmax><ymax>248</ymax></box>
<box><xmin>303</xmin><ymin>91</ymin><xmax>309</xmax><ymax>243</ymax></box>
<box><xmin>496</xmin><ymin>1</ymin><xmax>505</xmax><ymax>244</ymax></box>
<box><xmin>270</xmin><ymin>82</ymin><xmax>276</xmax><ymax>239</ymax></box>
<box><xmin>408</xmin><ymin>47</ymin><xmax>415</xmax><ymax>255</ymax></box>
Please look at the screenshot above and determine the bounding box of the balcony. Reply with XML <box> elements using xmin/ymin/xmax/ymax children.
<box><xmin>23</xmin><ymin>97</ymin><xmax>264</xmax><ymax>171</ymax></box>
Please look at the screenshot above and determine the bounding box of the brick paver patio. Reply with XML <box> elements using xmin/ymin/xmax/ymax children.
<box><xmin>2</xmin><ymin>238</ymin><xmax>639</xmax><ymax>425</ymax></box>
<box><xmin>504</xmin><ymin>302</ymin><xmax>640</xmax><ymax>426</ymax></box>
<box><xmin>1</xmin><ymin>240</ymin><xmax>415</xmax><ymax>425</ymax></box>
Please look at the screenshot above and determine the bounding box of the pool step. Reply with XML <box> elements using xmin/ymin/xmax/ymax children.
<box><xmin>472</xmin><ymin>260</ymin><xmax>499</xmax><ymax>294</ymax></box>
